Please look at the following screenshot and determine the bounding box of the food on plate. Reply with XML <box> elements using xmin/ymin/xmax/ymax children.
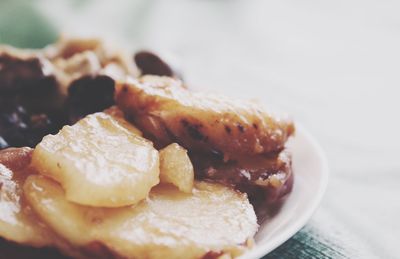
<box><xmin>0</xmin><ymin>37</ymin><xmax>136</xmax><ymax>149</ymax></box>
<box><xmin>66</xmin><ymin>75</ymin><xmax>116</xmax><ymax>124</ymax></box>
<box><xmin>159</xmin><ymin>143</ymin><xmax>194</xmax><ymax>193</ymax></box>
<box><xmin>191</xmin><ymin>150</ymin><xmax>293</xmax><ymax>204</ymax></box>
<box><xmin>115</xmin><ymin>75</ymin><xmax>294</xmax><ymax>203</ymax></box>
<box><xmin>0</xmin><ymin>46</ymin><xmax>62</xmax><ymax>112</ymax></box>
<box><xmin>0</xmin><ymin>147</ymin><xmax>55</xmax><ymax>247</ymax></box>
<box><xmin>44</xmin><ymin>37</ymin><xmax>136</xmax><ymax>89</ymax></box>
<box><xmin>0</xmin><ymin>47</ymin><xmax>65</xmax><ymax>148</ymax></box>
<box><xmin>0</xmin><ymin>148</ymin><xmax>81</xmax><ymax>258</ymax></box>
<box><xmin>134</xmin><ymin>51</ymin><xmax>179</xmax><ymax>78</ymax></box>
<box><xmin>0</xmin><ymin>37</ymin><xmax>295</xmax><ymax>259</ymax></box>
<box><xmin>31</xmin><ymin>112</ymin><xmax>159</xmax><ymax>207</ymax></box>
<box><xmin>115</xmin><ymin>75</ymin><xmax>294</xmax><ymax>160</ymax></box>
<box><xmin>1</xmin><ymin>146</ymin><xmax>257</xmax><ymax>259</ymax></box>
<box><xmin>0</xmin><ymin>147</ymin><xmax>33</xmax><ymax>171</ymax></box>
<box><xmin>24</xmin><ymin>175</ymin><xmax>257</xmax><ymax>259</ymax></box>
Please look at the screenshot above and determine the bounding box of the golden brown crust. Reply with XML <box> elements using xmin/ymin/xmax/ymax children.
<box><xmin>115</xmin><ymin>76</ymin><xmax>295</xmax><ymax>160</ymax></box>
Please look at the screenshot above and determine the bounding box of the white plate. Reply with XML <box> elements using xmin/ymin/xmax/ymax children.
<box><xmin>241</xmin><ymin>125</ymin><xmax>329</xmax><ymax>259</ymax></box>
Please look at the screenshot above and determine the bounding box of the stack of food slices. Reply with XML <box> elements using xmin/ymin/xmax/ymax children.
<box><xmin>0</xmin><ymin>38</ymin><xmax>294</xmax><ymax>259</ymax></box>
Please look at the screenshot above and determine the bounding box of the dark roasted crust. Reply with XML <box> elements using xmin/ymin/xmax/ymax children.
<box><xmin>0</xmin><ymin>51</ymin><xmax>54</xmax><ymax>96</ymax></box>
<box><xmin>0</xmin><ymin>50</ymin><xmax>62</xmax><ymax>113</ymax></box>
<box><xmin>191</xmin><ymin>149</ymin><xmax>294</xmax><ymax>204</ymax></box>
<box><xmin>0</xmin><ymin>49</ymin><xmax>66</xmax><ymax>149</ymax></box>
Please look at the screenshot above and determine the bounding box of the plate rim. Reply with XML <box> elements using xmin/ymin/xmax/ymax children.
<box><xmin>241</xmin><ymin>124</ymin><xmax>330</xmax><ymax>259</ymax></box>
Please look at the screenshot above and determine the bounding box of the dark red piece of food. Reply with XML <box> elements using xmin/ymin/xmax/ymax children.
<box><xmin>66</xmin><ymin>75</ymin><xmax>115</xmax><ymax>124</ymax></box>
<box><xmin>191</xmin><ymin>149</ymin><xmax>293</xmax><ymax>204</ymax></box>
<box><xmin>134</xmin><ymin>51</ymin><xmax>178</xmax><ymax>78</ymax></box>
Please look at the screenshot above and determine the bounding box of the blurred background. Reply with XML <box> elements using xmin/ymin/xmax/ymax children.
<box><xmin>0</xmin><ymin>0</ymin><xmax>399</xmax><ymax>258</ymax></box>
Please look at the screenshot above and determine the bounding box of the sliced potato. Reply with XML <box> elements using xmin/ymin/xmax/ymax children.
<box><xmin>103</xmin><ymin>106</ymin><xmax>142</xmax><ymax>136</ymax></box>
<box><xmin>0</xmin><ymin>148</ymin><xmax>89</xmax><ymax>259</ymax></box>
<box><xmin>24</xmin><ymin>175</ymin><xmax>258</xmax><ymax>259</ymax></box>
<box><xmin>31</xmin><ymin>112</ymin><xmax>160</xmax><ymax>207</ymax></box>
<box><xmin>0</xmin><ymin>148</ymin><xmax>63</xmax><ymax>248</ymax></box>
<box><xmin>159</xmin><ymin>143</ymin><xmax>194</xmax><ymax>193</ymax></box>
<box><xmin>0</xmin><ymin>165</ymin><xmax>53</xmax><ymax>247</ymax></box>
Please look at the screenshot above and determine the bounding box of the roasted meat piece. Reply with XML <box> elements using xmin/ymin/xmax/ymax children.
<box><xmin>0</xmin><ymin>47</ymin><xmax>56</xmax><ymax>97</ymax></box>
<box><xmin>0</xmin><ymin>38</ymin><xmax>138</xmax><ymax>149</ymax></box>
<box><xmin>0</xmin><ymin>46</ymin><xmax>62</xmax><ymax>113</ymax></box>
<box><xmin>191</xmin><ymin>149</ymin><xmax>293</xmax><ymax>204</ymax></box>
<box><xmin>0</xmin><ymin>101</ymin><xmax>66</xmax><ymax>148</ymax></box>
<box><xmin>0</xmin><ymin>46</ymin><xmax>67</xmax><ymax>149</ymax></box>
<box><xmin>116</xmin><ymin>75</ymin><xmax>295</xmax><ymax>160</ymax></box>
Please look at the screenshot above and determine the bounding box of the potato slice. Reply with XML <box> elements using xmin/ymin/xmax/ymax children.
<box><xmin>159</xmin><ymin>143</ymin><xmax>194</xmax><ymax>193</ymax></box>
<box><xmin>103</xmin><ymin>106</ymin><xmax>142</xmax><ymax>136</ymax></box>
<box><xmin>0</xmin><ymin>163</ymin><xmax>52</xmax><ymax>247</ymax></box>
<box><xmin>0</xmin><ymin>148</ymin><xmax>89</xmax><ymax>259</ymax></box>
<box><xmin>0</xmin><ymin>148</ymin><xmax>64</xmax><ymax>248</ymax></box>
<box><xmin>24</xmin><ymin>175</ymin><xmax>258</xmax><ymax>259</ymax></box>
<box><xmin>31</xmin><ymin>112</ymin><xmax>160</xmax><ymax>207</ymax></box>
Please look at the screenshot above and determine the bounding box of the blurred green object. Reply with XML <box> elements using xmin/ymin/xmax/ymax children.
<box><xmin>0</xmin><ymin>0</ymin><xmax>57</xmax><ymax>48</ymax></box>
